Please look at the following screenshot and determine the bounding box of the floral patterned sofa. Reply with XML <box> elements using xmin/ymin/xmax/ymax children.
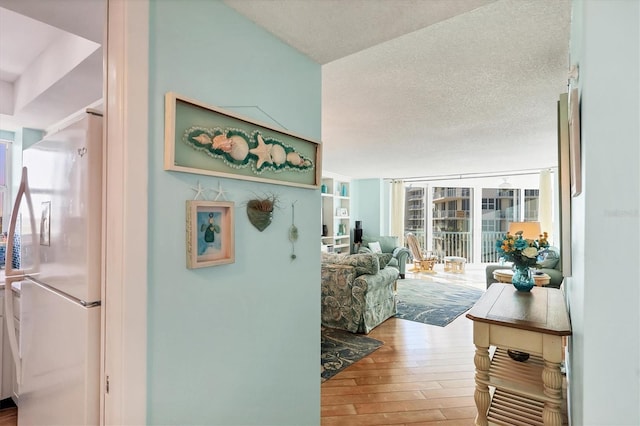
<box><xmin>321</xmin><ymin>252</ymin><xmax>399</xmax><ymax>334</ymax></box>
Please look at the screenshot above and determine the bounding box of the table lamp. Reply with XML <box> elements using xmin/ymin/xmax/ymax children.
<box><xmin>508</xmin><ymin>221</ymin><xmax>542</xmax><ymax>240</ymax></box>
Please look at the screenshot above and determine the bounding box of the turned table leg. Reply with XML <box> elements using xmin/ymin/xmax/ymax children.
<box><xmin>473</xmin><ymin>344</ymin><xmax>491</xmax><ymax>426</ymax></box>
<box><xmin>542</xmin><ymin>360</ymin><xmax>563</xmax><ymax>425</ymax></box>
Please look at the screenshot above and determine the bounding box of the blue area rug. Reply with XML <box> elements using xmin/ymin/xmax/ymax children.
<box><xmin>395</xmin><ymin>278</ymin><xmax>484</xmax><ymax>327</ymax></box>
<box><xmin>321</xmin><ymin>326</ymin><xmax>383</xmax><ymax>382</ymax></box>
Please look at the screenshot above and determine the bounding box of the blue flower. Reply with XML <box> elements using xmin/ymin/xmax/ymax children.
<box><xmin>514</xmin><ymin>238</ymin><xmax>528</xmax><ymax>250</ymax></box>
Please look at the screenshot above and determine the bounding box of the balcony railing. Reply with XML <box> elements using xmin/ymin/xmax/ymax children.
<box><xmin>421</xmin><ymin>231</ymin><xmax>507</xmax><ymax>263</ymax></box>
<box><xmin>402</xmin><ymin>228</ymin><xmax>540</xmax><ymax>264</ymax></box>
<box><xmin>433</xmin><ymin>210</ymin><xmax>470</xmax><ymax>219</ymax></box>
<box><xmin>432</xmin><ymin>232</ymin><xmax>471</xmax><ymax>262</ymax></box>
<box><xmin>480</xmin><ymin>231</ymin><xmax>506</xmax><ymax>263</ymax></box>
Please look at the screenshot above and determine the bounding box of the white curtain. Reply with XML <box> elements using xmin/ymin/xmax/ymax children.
<box><xmin>538</xmin><ymin>169</ymin><xmax>553</xmax><ymax>243</ymax></box>
<box><xmin>390</xmin><ymin>180</ymin><xmax>405</xmax><ymax>246</ymax></box>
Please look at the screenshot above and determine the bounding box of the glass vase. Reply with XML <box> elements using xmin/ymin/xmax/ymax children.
<box><xmin>512</xmin><ymin>265</ymin><xmax>535</xmax><ymax>292</ymax></box>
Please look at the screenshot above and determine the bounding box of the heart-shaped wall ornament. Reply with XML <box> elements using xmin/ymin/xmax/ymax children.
<box><xmin>246</xmin><ymin>198</ymin><xmax>275</xmax><ymax>231</ymax></box>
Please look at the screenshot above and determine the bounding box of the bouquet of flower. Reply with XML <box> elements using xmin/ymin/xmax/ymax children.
<box><xmin>495</xmin><ymin>231</ymin><xmax>549</xmax><ymax>268</ymax></box>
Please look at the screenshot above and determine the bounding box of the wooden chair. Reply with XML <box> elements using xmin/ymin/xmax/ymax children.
<box><xmin>406</xmin><ymin>233</ymin><xmax>438</xmax><ymax>273</ymax></box>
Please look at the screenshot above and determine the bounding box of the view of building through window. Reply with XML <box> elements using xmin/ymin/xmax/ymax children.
<box><xmin>432</xmin><ymin>186</ymin><xmax>472</xmax><ymax>260</ymax></box>
<box><xmin>404</xmin><ymin>183</ymin><xmax>540</xmax><ymax>263</ymax></box>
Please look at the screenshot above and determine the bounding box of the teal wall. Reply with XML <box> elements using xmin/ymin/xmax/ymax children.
<box><xmin>0</xmin><ymin>130</ymin><xmax>14</xmax><ymax>141</ymax></box>
<box><xmin>147</xmin><ymin>2</ymin><xmax>321</xmax><ymax>424</ymax></box>
<box><xmin>351</xmin><ymin>178</ymin><xmax>391</xmax><ymax>238</ymax></box>
<box><xmin>567</xmin><ymin>0</ymin><xmax>639</xmax><ymax>424</ymax></box>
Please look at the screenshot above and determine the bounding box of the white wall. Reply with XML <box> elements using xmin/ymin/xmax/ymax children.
<box><xmin>566</xmin><ymin>1</ymin><xmax>640</xmax><ymax>424</ymax></box>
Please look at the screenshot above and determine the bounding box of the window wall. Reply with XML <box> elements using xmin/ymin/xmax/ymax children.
<box><xmin>405</xmin><ymin>186</ymin><xmax>425</xmax><ymax>248</ymax></box>
<box><xmin>403</xmin><ymin>175</ymin><xmax>543</xmax><ymax>263</ymax></box>
<box><xmin>432</xmin><ymin>186</ymin><xmax>472</xmax><ymax>260</ymax></box>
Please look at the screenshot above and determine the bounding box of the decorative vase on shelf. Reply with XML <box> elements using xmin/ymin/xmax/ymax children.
<box><xmin>512</xmin><ymin>264</ymin><xmax>535</xmax><ymax>292</ymax></box>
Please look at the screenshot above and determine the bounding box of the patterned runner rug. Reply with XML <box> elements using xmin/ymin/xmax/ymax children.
<box><xmin>321</xmin><ymin>326</ymin><xmax>383</xmax><ymax>382</ymax></box>
<box><xmin>395</xmin><ymin>278</ymin><xmax>484</xmax><ymax>327</ymax></box>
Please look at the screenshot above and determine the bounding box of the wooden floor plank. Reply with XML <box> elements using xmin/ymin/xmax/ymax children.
<box><xmin>321</xmin><ymin>266</ymin><xmax>487</xmax><ymax>425</ymax></box>
<box><xmin>0</xmin><ymin>408</ymin><xmax>17</xmax><ymax>426</ymax></box>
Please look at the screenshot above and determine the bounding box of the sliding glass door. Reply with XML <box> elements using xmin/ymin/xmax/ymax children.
<box><xmin>404</xmin><ymin>181</ymin><xmax>541</xmax><ymax>264</ymax></box>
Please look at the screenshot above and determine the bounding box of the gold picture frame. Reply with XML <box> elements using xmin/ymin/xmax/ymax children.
<box><xmin>165</xmin><ymin>92</ymin><xmax>321</xmax><ymax>189</ymax></box>
<box><xmin>186</xmin><ymin>200</ymin><xmax>235</xmax><ymax>269</ymax></box>
<box><xmin>569</xmin><ymin>88</ymin><xmax>582</xmax><ymax>197</ymax></box>
<box><xmin>557</xmin><ymin>93</ymin><xmax>572</xmax><ymax>277</ymax></box>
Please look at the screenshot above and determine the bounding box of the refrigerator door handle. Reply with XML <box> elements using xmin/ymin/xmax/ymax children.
<box><xmin>6</xmin><ymin>166</ymin><xmax>40</xmax><ymax>278</ymax></box>
<box><xmin>5</xmin><ymin>166</ymin><xmax>40</xmax><ymax>385</ymax></box>
<box><xmin>5</xmin><ymin>167</ymin><xmax>40</xmax><ymax>277</ymax></box>
<box><xmin>4</xmin><ymin>275</ymin><xmax>22</xmax><ymax>384</ymax></box>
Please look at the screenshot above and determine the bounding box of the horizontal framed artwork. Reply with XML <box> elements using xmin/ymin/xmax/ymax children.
<box><xmin>165</xmin><ymin>92</ymin><xmax>321</xmax><ymax>189</ymax></box>
<box><xmin>186</xmin><ymin>200</ymin><xmax>235</xmax><ymax>269</ymax></box>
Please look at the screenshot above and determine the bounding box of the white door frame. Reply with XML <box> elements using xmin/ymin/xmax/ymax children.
<box><xmin>103</xmin><ymin>0</ymin><xmax>148</xmax><ymax>424</ymax></box>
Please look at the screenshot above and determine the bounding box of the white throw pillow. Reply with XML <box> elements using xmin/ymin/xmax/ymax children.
<box><xmin>368</xmin><ymin>241</ymin><xmax>382</xmax><ymax>254</ymax></box>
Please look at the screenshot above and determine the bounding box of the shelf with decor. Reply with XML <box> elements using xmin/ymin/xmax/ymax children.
<box><xmin>321</xmin><ymin>175</ymin><xmax>351</xmax><ymax>254</ymax></box>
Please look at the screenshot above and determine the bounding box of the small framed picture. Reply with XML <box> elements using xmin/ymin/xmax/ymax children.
<box><xmin>186</xmin><ymin>200</ymin><xmax>235</xmax><ymax>268</ymax></box>
<box><xmin>336</xmin><ymin>207</ymin><xmax>348</xmax><ymax>217</ymax></box>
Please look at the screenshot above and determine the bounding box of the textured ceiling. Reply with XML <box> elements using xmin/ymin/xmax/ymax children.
<box><xmin>225</xmin><ymin>0</ymin><xmax>572</xmax><ymax>180</ymax></box>
<box><xmin>0</xmin><ymin>0</ymin><xmax>570</xmax><ymax>182</ymax></box>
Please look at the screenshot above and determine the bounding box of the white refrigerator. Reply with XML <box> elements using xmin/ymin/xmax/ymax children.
<box><xmin>4</xmin><ymin>110</ymin><xmax>103</xmax><ymax>425</ymax></box>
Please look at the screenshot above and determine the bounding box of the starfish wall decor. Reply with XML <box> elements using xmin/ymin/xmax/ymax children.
<box><xmin>191</xmin><ymin>181</ymin><xmax>206</xmax><ymax>200</ymax></box>
<box><xmin>211</xmin><ymin>182</ymin><xmax>229</xmax><ymax>201</ymax></box>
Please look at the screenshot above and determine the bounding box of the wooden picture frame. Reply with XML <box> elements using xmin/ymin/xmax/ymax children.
<box><xmin>569</xmin><ymin>88</ymin><xmax>582</xmax><ymax>197</ymax></box>
<box><xmin>557</xmin><ymin>93</ymin><xmax>572</xmax><ymax>277</ymax></box>
<box><xmin>186</xmin><ymin>200</ymin><xmax>235</xmax><ymax>269</ymax></box>
<box><xmin>165</xmin><ymin>92</ymin><xmax>321</xmax><ymax>189</ymax></box>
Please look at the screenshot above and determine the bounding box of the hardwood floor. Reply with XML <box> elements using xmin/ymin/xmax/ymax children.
<box><xmin>0</xmin><ymin>408</ymin><xmax>16</xmax><ymax>426</ymax></box>
<box><xmin>321</xmin><ymin>264</ymin><xmax>488</xmax><ymax>426</ymax></box>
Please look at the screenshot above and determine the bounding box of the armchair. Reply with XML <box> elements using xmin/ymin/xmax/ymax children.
<box><xmin>321</xmin><ymin>252</ymin><xmax>399</xmax><ymax>333</ymax></box>
<box><xmin>358</xmin><ymin>235</ymin><xmax>411</xmax><ymax>278</ymax></box>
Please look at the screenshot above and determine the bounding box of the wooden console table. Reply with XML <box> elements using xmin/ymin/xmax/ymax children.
<box><xmin>466</xmin><ymin>284</ymin><xmax>571</xmax><ymax>425</ymax></box>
